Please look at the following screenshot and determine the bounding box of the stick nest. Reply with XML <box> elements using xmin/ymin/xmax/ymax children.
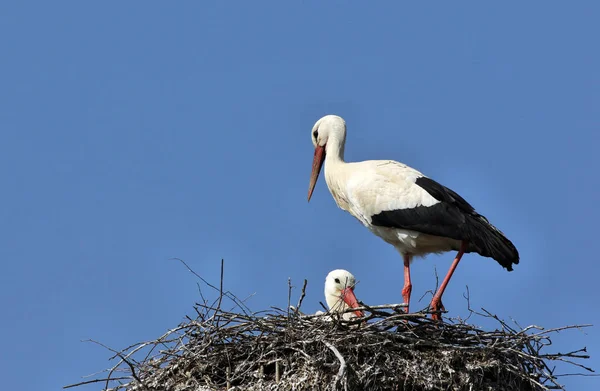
<box><xmin>66</xmin><ymin>268</ymin><xmax>594</xmax><ymax>391</ymax></box>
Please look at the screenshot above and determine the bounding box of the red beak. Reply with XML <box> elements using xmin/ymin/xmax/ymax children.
<box><xmin>341</xmin><ymin>287</ymin><xmax>364</xmax><ymax>318</ymax></box>
<box><xmin>307</xmin><ymin>145</ymin><xmax>326</xmax><ymax>202</ymax></box>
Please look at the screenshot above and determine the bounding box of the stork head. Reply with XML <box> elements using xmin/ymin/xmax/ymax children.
<box><xmin>324</xmin><ymin>269</ymin><xmax>364</xmax><ymax>319</ymax></box>
<box><xmin>308</xmin><ymin>115</ymin><xmax>346</xmax><ymax>201</ymax></box>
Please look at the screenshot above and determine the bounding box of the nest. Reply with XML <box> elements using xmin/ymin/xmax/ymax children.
<box><xmin>66</xmin><ymin>263</ymin><xmax>594</xmax><ymax>391</ymax></box>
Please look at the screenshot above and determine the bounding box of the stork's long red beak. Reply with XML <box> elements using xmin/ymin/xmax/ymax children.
<box><xmin>341</xmin><ymin>287</ymin><xmax>364</xmax><ymax>318</ymax></box>
<box><xmin>307</xmin><ymin>145</ymin><xmax>326</xmax><ymax>202</ymax></box>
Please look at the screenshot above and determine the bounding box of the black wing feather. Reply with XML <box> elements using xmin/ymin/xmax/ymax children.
<box><xmin>415</xmin><ymin>177</ymin><xmax>475</xmax><ymax>214</ymax></box>
<box><xmin>370</xmin><ymin>176</ymin><xmax>519</xmax><ymax>270</ymax></box>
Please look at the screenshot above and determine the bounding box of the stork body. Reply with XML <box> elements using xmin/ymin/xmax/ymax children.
<box><xmin>307</xmin><ymin>115</ymin><xmax>519</xmax><ymax>320</ymax></box>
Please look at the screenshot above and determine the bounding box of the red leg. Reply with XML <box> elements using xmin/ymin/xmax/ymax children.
<box><xmin>430</xmin><ymin>241</ymin><xmax>467</xmax><ymax>321</ymax></box>
<box><xmin>402</xmin><ymin>254</ymin><xmax>412</xmax><ymax>314</ymax></box>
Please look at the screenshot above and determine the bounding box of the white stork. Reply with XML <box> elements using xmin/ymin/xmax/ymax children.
<box><xmin>319</xmin><ymin>269</ymin><xmax>364</xmax><ymax>320</ymax></box>
<box><xmin>307</xmin><ymin>115</ymin><xmax>519</xmax><ymax>320</ymax></box>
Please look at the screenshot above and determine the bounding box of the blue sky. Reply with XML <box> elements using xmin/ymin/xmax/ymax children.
<box><xmin>1</xmin><ymin>2</ymin><xmax>599</xmax><ymax>390</ymax></box>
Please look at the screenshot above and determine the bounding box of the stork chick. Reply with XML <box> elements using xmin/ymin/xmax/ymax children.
<box><xmin>320</xmin><ymin>269</ymin><xmax>364</xmax><ymax>320</ymax></box>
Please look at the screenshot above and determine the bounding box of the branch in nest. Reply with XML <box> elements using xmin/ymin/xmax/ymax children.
<box><xmin>324</xmin><ymin>341</ymin><xmax>347</xmax><ymax>388</ymax></box>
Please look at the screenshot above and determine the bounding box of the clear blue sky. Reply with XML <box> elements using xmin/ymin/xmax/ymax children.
<box><xmin>1</xmin><ymin>2</ymin><xmax>598</xmax><ymax>390</ymax></box>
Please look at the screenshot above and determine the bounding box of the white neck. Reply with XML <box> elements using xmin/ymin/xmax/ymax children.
<box><xmin>322</xmin><ymin>135</ymin><xmax>351</xmax><ymax>210</ymax></box>
<box><xmin>326</xmin><ymin>293</ymin><xmax>357</xmax><ymax>320</ymax></box>
<box><xmin>326</xmin><ymin>293</ymin><xmax>348</xmax><ymax>313</ymax></box>
<box><xmin>325</xmin><ymin>133</ymin><xmax>345</xmax><ymax>163</ymax></box>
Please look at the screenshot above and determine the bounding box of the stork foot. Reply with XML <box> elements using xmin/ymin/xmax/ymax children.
<box><xmin>429</xmin><ymin>297</ymin><xmax>445</xmax><ymax>321</ymax></box>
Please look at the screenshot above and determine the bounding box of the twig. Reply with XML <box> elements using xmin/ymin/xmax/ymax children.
<box><xmin>226</xmin><ymin>366</ymin><xmax>231</xmax><ymax>390</ymax></box>
<box><xmin>173</xmin><ymin>257</ymin><xmax>251</xmax><ymax>315</ymax></box>
<box><xmin>324</xmin><ymin>341</ymin><xmax>347</xmax><ymax>386</ymax></box>
<box><xmin>295</xmin><ymin>279</ymin><xmax>308</xmax><ymax>314</ymax></box>
<box><xmin>63</xmin><ymin>377</ymin><xmax>130</xmax><ymax>389</ymax></box>
<box><xmin>217</xmin><ymin>258</ymin><xmax>225</xmax><ymax>313</ymax></box>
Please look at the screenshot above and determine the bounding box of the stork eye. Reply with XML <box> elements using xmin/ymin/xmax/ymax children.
<box><xmin>334</xmin><ymin>278</ymin><xmax>340</xmax><ymax>284</ymax></box>
<box><xmin>313</xmin><ymin>130</ymin><xmax>319</xmax><ymax>139</ymax></box>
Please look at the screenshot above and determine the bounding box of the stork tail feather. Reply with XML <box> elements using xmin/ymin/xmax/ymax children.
<box><xmin>464</xmin><ymin>215</ymin><xmax>519</xmax><ymax>271</ymax></box>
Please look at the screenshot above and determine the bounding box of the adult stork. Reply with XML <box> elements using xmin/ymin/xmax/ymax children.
<box><xmin>307</xmin><ymin>115</ymin><xmax>519</xmax><ymax>320</ymax></box>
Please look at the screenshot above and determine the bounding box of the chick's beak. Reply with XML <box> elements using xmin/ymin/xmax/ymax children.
<box><xmin>341</xmin><ymin>287</ymin><xmax>364</xmax><ymax>318</ymax></box>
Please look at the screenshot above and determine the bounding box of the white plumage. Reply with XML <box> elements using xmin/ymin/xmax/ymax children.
<box><xmin>315</xmin><ymin>269</ymin><xmax>364</xmax><ymax>321</ymax></box>
<box><xmin>336</xmin><ymin>160</ymin><xmax>459</xmax><ymax>257</ymax></box>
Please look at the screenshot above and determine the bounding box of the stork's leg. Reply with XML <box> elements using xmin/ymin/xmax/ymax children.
<box><xmin>402</xmin><ymin>254</ymin><xmax>412</xmax><ymax>314</ymax></box>
<box><xmin>430</xmin><ymin>241</ymin><xmax>467</xmax><ymax>321</ymax></box>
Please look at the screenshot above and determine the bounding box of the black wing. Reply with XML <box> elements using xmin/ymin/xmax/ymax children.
<box><xmin>370</xmin><ymin>176</ymin><xmax>472</xmax><ymax>241</ymax></box>
<box><xmin>370</xmin><ymin>176</ymin><xmax>519</xmax><ymax>270</ymax></box>
<box><xmin>414</xmin><ymin>177</ymin><xmax>476</xmax><ymax>214</ymax></box>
